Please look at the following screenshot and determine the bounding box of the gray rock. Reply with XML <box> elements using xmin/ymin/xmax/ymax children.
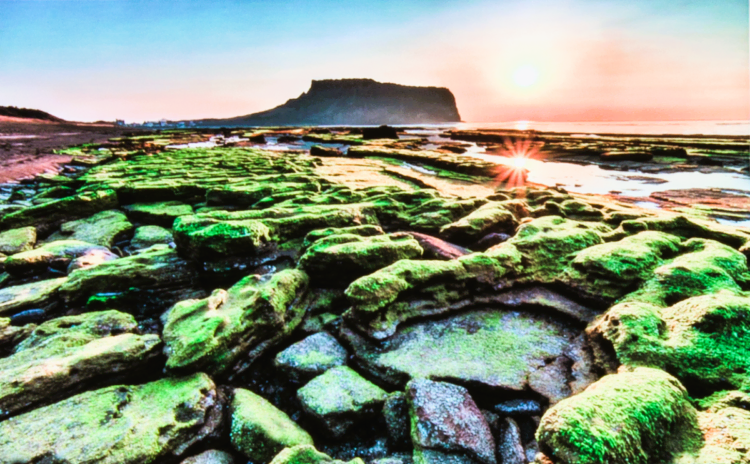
<box><xmin>181</xmin><ymin>450</ymin><xmax>235</xmax><ymax>464</ymax></box>
<box><xmin>497</xmin><ymin>418</ymin><xmax>526</xmax><ymax>464</ymax></box>
<box><xmin>407</xmin><ymin>379</ymin><xmax>496</xmax><ymax>464</ymax></box>
<box><xmin>275</xmin><ymin>332</ymin><xmax>348</xmax><ymax>381</ymax></box>
<box><xmin>493</xmin><ymin>399</ymin><xmax>542</xmax><ymax>417</ymax></box>
<box><xmin>298</xmin><ymin>366</ymin><xmax>388</xmax><ymax>437</ymax></box>
<box><xmin>383</xmin><ymin>392</ymin><xmax>411</xmax><ymax>448</ymax></box>
<box><xmin>130</xmin><ymin>225</ymin><xmax>174</xmax><ymax>250</ymax></box>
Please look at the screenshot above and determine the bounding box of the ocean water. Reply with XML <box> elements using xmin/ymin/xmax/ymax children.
<box><xmin>403</xmin><ymin>120</ymin><xmax>750</xmax><ymax>137</ymax></box>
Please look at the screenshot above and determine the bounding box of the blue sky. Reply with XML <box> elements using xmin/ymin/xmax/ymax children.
<box><xmin>1</xmin><ymin>0</ymin><xmax>747</xmax><ymax>122</ymax></box>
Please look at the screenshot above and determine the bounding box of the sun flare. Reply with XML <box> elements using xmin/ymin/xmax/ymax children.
<box><xmin>513</xmin><ymin>157</ymin><xmax>527</xmax><ymax>168</ymax></box>
<box><xmin>513</xmin><ymin>65</ymin><xmax>539</xmax><ymax>88</ymax></box>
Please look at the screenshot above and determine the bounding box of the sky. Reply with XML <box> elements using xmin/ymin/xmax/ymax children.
<box><xmin>0</xmin><ymin>0</ymin><xmax>748</xmax><ymax>122</ymax></box>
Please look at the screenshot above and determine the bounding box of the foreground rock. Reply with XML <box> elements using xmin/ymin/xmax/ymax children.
<box><xmin>342</xmin><ymin>308</ymin><xmax>595</xmax><ymax>402</ymax></box>
<box><xmin>231</xmin><ymin>388</ymin><xmax>313</xmax><ymax>461</ymax></box>
<box><xmin>0</xmin><ymin>277</ymin><xmax>66</xmax><ymax>317</ymax></box>
<box><xmin>297</xmin><ymin>366</ymin><xmax>387</xmax><ymax>437</ymax></box>
<box><xmin>46</xmin><ymin>209</ymin><xmax>133</xmax><ymax>247</ymax></box>
<box><xmin>269</xmin><ymin>445</ymin><xmax>365</xmax><ymax>464</ymax></box>
<box><xmin>536</xmin><ymin>367</ymin><xmax>699</xmax><ymax>464</ymax></box>
<box><xmin>274</xmin><ymin>332</ymin><xmax>348</xmax><ymax>382</ymax></box>
<box><xmin>0</xmin><ymin>373</ymin><xmax>222</xmax><ymax>463</ymax></box>
<box><xmin>163</xmin><ymin>269</ymin><xmax>309</xmax><ymax>377</ymax></box>
<box><xmin>407</xmin><ymin>378</ymin><xmax>496</xmax><ymax>464</ymax></box>
<box><xmin>0</xmin><ymin>310</ymin><xmax>161</xmax><ymax>416</ymax></box>
<box><xmin>4</xmin><ymin>239</ymin><xmax>113</xmax><ymax>276</ymax></box>
<box><xmin>0</xmin><ymin>226</ymin><xmax>36</xmax><ymax>255</ymax></box>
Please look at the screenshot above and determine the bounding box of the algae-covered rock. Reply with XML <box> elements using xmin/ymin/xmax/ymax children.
<box><xmin>405</xmin><ymin>198</ymin><xmax>487</xmax><ymax>234</ymax></box>
<box><xmin>162</xmin><ymin>269</ymin><xmax>309</xmax><ymax>377</ymax></box>
<box><xmin>0</xmin><ymin>226</ymin><xmax>36</xmax><ymax>255</ymax></box>
<box><xmin>59</xmin><ymin>244</ymin><xmax>201</xmax><ymax>314</ymax></box>
<box><xmin>303</xmin><ymin>225</ymin><xmax>385</xmax><ymax>249</ymax></box>
<box><xmin>130</xmin><ymin>225</ymin><xmax>175</xmax><ymax>250</ymax></box>
<box><xmin>0</xmin><ymin>310</ymin><xmax>161</xmax><ymax>416</ymax></box>
<box><xmin>297</xmin><ymin>366</ymin><xmax>388</xmax><ymax>437</ymax></box>
<box><xmin>342</xmin><ymin>308</ymin><xmax>591</xmax><ymax>401</ymax></box>
<box><xmin>407</xmin><ymin>378</ymin><xmax>496</xmax><ymax>464</ymax></box>
<box><xmin>0</xmin><ymin>317</ymin><xmax>35</xmax><ymax>353</ymax></box>
<box><xmin>299</xmin><ymin>233</ymin><xmax>423</xmax><ymax>286</ymax></box>
<box><xmin>181</xmin><ymin>450</ymin><xmax>235</xmax><ymax>464</ymax></box>
<box><xmin>0</xmin><ymin>277</ymin><xmax>66</xmax><ymax>317</ymax></box>
<box><xmin>123</xmin><ymin>201</ymin><xmax>194</xmax><ymax>227</ymax></box>
<box><xmin>4</xmin><ymin>240</ymin><xmax>112</xmax><ymax>276</ymax></box>
<box><xmin>391</xmin><ymin>231</ymin><xmax>470</xmax><ymax>260</ymax></box>
<box><xmin>274</xmin><ymin>332</ymin><xmax>348</xmax><ymax>382</ymax></box>
<box><xmin>536</xmin><ymin>367</ymin><xmax>699</xmax><ymax>464</ymax></box>
<box><xmin>230</xmin><ymin>388</ymin><xmax>314</xmax><ymax>462</ymax></box>
<box><xmin>588</xmin><ymin>290</ymin><xmax>750</xmax><ymax>390</ymax></box>
<box><xmin>48</xmin><ymin>210</ymin><xmax>134</xmax><ymax>248</ymax></box>
<box><xmin>0</xmin><ymin>373</ymin><xmax>222</xmax><ymax>463</ymax></box>
<box><xmin>0</xmin><ymin>189</ymin><xmax>118</xmax><ymax>234</ymax></box>
<box><xmin>439</xmin><ymin>201</ymin><xmax>519</xmax><ymax>245</ymax></box>
<box><xmin>269</xmin><ymin>445</ymin><xmax>365</xmax><ymax>464</ymax></box>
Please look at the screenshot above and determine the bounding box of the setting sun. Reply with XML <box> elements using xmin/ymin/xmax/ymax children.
<box><xmin>513</xmin><ymin>65</ymin><xmax>540</xmax><ymax>88</ymax></box>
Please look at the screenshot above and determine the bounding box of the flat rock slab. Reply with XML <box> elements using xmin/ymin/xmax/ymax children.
<box><xmin>0</xmin><ymin>277</ymin><xmax>66</xmax><ymax>317</ymax></box>
<box><xmin>0</xmin><ymin>310</ymin><xmax>161</xmax><ymax>416</ymax></box>
<box><xmin>343</xmin><ymin>308</ymin><xmax>589</xmax><ymax>401</ymax></box>
<box><xmin>4</xmin><ymin>240</ymin><xmax>111</xmax><ymax>276</ymax></box>
<box><xmin>0</xmin><ymin>227</ymin><xmax>36</xmax><ymax>255</ymax></box>
<box><xmin>47</xmin><ymin>209</ymin><xmax>133</xmax><ymax>248</ymax></box>
<box><xmin>297</xmin><ymin>366</ymin><xmax>387</xmax><ymax>437</ymax></box>
<box><xmin>492</xmin><ymin>286</ymin><xmax>597</xmax><ymax>323</ymax></box>
<box><xmin>124</xmin><ymin>201</ymin><xmax>194</xmax><ymax>227</ymax></box>
<box><xmin>0</xmin><ymin>373</ymin><xmax>222</xmax><ymax>464</ymax></box>
<box><xmin>274</xmin><ymin>332</ymin><xmax>348</xmax><ymax>382</ymax></box>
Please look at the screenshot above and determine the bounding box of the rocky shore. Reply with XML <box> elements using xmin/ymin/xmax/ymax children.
<box><xmin>0</xmin><ymin>127</ymin><xmax>748</xmax><ymax>464</ymax></box>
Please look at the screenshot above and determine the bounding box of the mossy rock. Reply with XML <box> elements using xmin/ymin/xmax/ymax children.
<box><xmin>0</xmin><ymin>310</ymin><xmax>161</xmax><ymax>416</ymax></box>
<box><xmin>588</xmin><ymin>290</ymin><xmax>750</xmax><ymax>391</ymax></box>
<box><xmin>59</xmin><ymin>244</ymin><xmax>201</xmax><ymax>315</ymax></box>
<box><xmin>297</xmin><ymin>366</ymin><xmax>388</xmax><ymax>437</ymax></box>
<box><xmin>0</xmin><ymin>373</ymin><xmax>222</xmax><ymax>463</ymax></box>
<box><xmin>302</xmin><ymin>225</ymin><xmax>384</xmax><ymax>249</ymax></box>
<box><xmin>123</xmin><ymin>201</ymin><xmax>194</xmax><ymax>227</ymax></box>
<box><xmin>274</xmin><ymin>332</ymin><xmax>348</xmax><ymax>382</ymax></box>
<box><xmin>162</xmin><ymin>269</ymin><xmax>309</xmax><ymax>377</ymax></box>
<box><xmin>299</xmin><ymin>233</ymin><xmax>423</xmax><ymax>286</ymax></box>
<box><xmin>536</xmin><ymin>367</ymin><xmax>700</xmax><ymax>464</ymax></box>
<box><xmin>0</xmin><ymin>226</ymin><xmax>36</xmax><ymax>255</ymax></box>
<box><xmin>439</xmin><ymin>201</ymin><xmax>520</xmax><ymax>245</ymax></box>
<box><xmin>269</xmin><ymin>445</ymin><xmax>365</xmax><ymax>464</ymax></box>
<box><xmin>0</xmin><ymin>277</ymin><xmax>67</xmax><ymax>317</ymax></box>
<box><xmin>405</xmin><ymin>198</ymin><xmax>487</xmax><ymax>233</ymax></box>
<box><xmin>130</xmin><ymin>225</ymin><xmax>174</xmax><ymax>251</ymax></box>
<box><xmin>47</xmin><ymin>210</ymin><xmax>134</xmax><ymax>248</ymax></box>
<box><xmin>231</xmin><ymin>388</ymin><xmax>313</xmax><ymax>461</ymax></box>
<box><xmin>4</xmin><ymin>240</ymin><xmax>112</xmax><ymax>277</ymax></box>
<box><xmin>0</xmin><ymin>189</ymin><xmax>118</xmax><ymax>234</ymax></box>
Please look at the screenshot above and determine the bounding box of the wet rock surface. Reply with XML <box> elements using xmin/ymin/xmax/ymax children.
<box><xmin>0</xmin><ymin>128</ymin><xmax>747</xmax><ymax>463</ymax></box>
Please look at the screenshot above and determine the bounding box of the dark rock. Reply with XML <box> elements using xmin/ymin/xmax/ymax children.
<box><xmin>8</xmin><ymin>308</ymin><xmax>46</xmax><ymax>325</ymax></box>
<box><xmin>475</xmin><ymin>233</ymin><xmax>510</xmax><ymax>250</ymax></box>
<box><xmin>311</xmin><ymin>145</ymin><xmax>345</xmax><ymax>157</ymax></box>
<box><xmin>497</xmin><ymin>418</ymin><xmax>526</xmax><ymax>464</ymax></box>
<box><xmin>383</xmin><ymin>392</ymin><xmax>411</xmax><ymax>449</ymax></box>
<box><xmin>362</xmin><ymin>126</ymin><xmax>399</xmax><ymax>140</ymax></box>
<box><xmin>181</xmin><ymin>450</ymin><xmax>235</xmax><ymax>464</ymax></box>
<box><xmin>494</xmin><ymin>399</ymin><xmax>542</xmax><ymax>417</ymax></box>
<box><xmin>249</xmin><ymin>134</ymin><xmax>267</xmax><ymax>143</ymax></box>
<box><xmin>406</xmin><ymin>378</ymin><xmax>496</xmax><ymax>464</ymax></box>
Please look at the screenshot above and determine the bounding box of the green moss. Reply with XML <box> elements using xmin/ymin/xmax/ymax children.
<box><xmin>48</xmin><ymin>210</ymin><xmax>134</xmax><ymax>248</ymax></box>
<box><xmin>269</xmin><ymin>445</ymin><xmax>365</xmax><ymax>464</ymax></box>
<box><xmin>439</xmin><ymin>201</ymin><xmax>519</xmax><ymax>244</ymax></box>
<box><xmin>230</xmin><ymin>388</ymin><xmax>313</xmax><ymax>462</ymax></box>
<box><xmin>0</xmin><ymin>226</ymin><xmax>36</xmax><ymax>255</ymax></box>
<box><xmin>130</xmin><ymin>225</ymin><xmax>174</xmax><ymax>250</ymax></box>
<box><xmin>303</xmin><ymin>225</ymin><xmax>384</xmax><ymax>249</ymax></box>
<box><xmin>536</xmin><ymin>367</ymin><xmax>700</xmax><ymax>464</ymax></box>
<box><xmin>123</xmin><ymin>201</ymin><xmax>194</xmax><ymax>227</ymax></box>
<box><xmin>162</xmin><ymin>269</ymin><xmax>309</xmax><ymax>377</ymax></box>
<box><xmin>0</xmin><ymin>373</ymin><xmax>220</xmax><ymax>464</ymax></box>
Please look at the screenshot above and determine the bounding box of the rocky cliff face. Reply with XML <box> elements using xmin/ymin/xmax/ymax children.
<box><xmin>196</xmin><ymin>79</ymin><xmax>461</xmax><ymax>126</ymax></box>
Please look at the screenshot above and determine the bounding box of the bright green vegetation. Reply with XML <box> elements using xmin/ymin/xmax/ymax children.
<box><xmin>589</xmin><ymin>291</ymin><xmax>750</xmax><ymax>390</ymax></box>
<box><xmin>536</xmin><ymin>368</ymin><xmax>700</xmax><ymax>464</ymax></box>
<box><xmin>123</xmin><ymin>201</ymin><xmax>194</xmax><ymax>227</ymax></box>
<box><xmin>47</xmin><ymin>210</ymin><xmax>133</xmax><ymax>247</ymax></box>
<box><xmin>230</xmin><ymin>388</ymin><xmax>314</xmax><ymax>461</ymax></box>
<box><xmin>0</xmin><ymin>226</ymin><xmax>36</xmax><ymax>255</ymax></box>
<box><xmin>0</xmin><ymin>373</ymin><xmax>221</xmax><ymax>464</ymax></box>
<box><xmin>297</xmin><ymin>366</ymin><xmax>388</xmax><ymax>437</ymax></box>
<box><xmin>439</xmin><ymin>201</ymin><xmax>519</xmax><ymax>244</ymax></box>
<box><xmin>0</xmin><ymin>310</ymin><xmax>160</xmax><ymax>416</ymax></box>
<box><xmin>162</xmin><ymin>269</ymin><xmax>308</xmax><ymax>377</ymax></box>
<box><xmin>269</xmin><ymin>445</ymin><xmax>366</xmax><ymax>464</ymax></box>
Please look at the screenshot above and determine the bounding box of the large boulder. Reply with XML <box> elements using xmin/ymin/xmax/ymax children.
<box><xmin>230</xmin><ymin>388</ymin><xmax>314</xmax><ymax>462</ymax></box>
<box><xmin>406</xmin><ymin>378</ymin><xmax>496</xmax><ymax>464</ymax></box>
<box><xmin>297</xmin><ymin>366</ymin><xmax>388</xmax><ymax>437</ymax></box>
<box><xmin>162</xmin><ymin>269</ymin><xmax>309</xmax><ymax>377</ymax></box>
<box><xmin>0</xmin><ymin>227</ymin><xmax>36</xmax><ymax>255</ymax></box>
<box><xmin>0</xmin><ymin>373</ymin><xmax>223</xmax><ymax>463</ymax></box>
<box><xmin>0</xmin><ymin>310</ymin><xmax>161</xmax><ymax>416</ymax></box>
<box><xmin>536</xmin><ymin>368</ymin><xmax>699</xmax><ymax>464</ymax></box>
<box><xmin>342</xmin><ymin>308</ymin><xmax>595</xmax><ymax>402</ymax></box>
<box><xmin>274</xmin><ymin>332</ymin><xmax>348</xmax><ymax>382</ymax></box>
<box><xmin>0</xmin><ymin>189</ymin><xmax>118</xmax><ymax>234</ymax></box>
<box><xmin>4</xmin><ymin>240</ymin><xmax>113</xmax><ymax>277</ymax></box>
<box><xmin>59</xmin><ymin>244</ymin><xmax>201</xmax><ymax>315</ymax></box>
<box><xmin>46</xmin><ymin>210</ymin><xmax>134</xmax><ymax>248</ymax></box>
